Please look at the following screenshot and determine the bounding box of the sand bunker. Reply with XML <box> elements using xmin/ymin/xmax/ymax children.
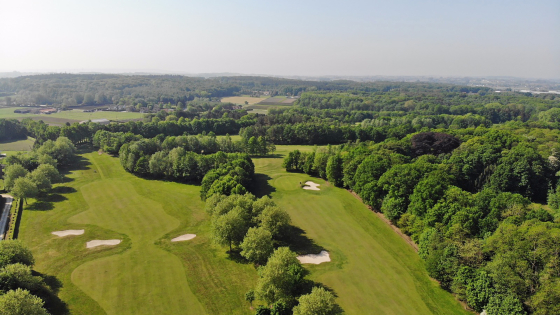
<box><xmin>52</xmin><ymin>230</ymin><xmax>85</xmax><ymax>237</ymax></box>
<box><xmin>171</xmin><ymin>234</ymin><xmax>196</xmax><ymax>242</ymax></box>
<box><xmin>303</xmin><ymin>181</ymin><xmax>320</xmax><ymax>190</ymax></box>
<box><xmin>297</xmin><ymin>251</ymin><xmax>330</xmax><ymax>264</ymax></box>
<box><xmin>86</xmin><ymin>240</ymin><xmax>121</xmax><ymax>248</ymax></box>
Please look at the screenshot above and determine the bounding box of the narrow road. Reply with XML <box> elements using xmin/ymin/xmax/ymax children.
<box><xmin>0</xmin><ymin>194</ymin><xmax>13</xmax><ymax>240</ymax></box>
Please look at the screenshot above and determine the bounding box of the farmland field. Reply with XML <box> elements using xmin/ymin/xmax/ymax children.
<box><xmin>221</xmin><ymin>96</ymin><xmax>268</xmax><ymax>105</ymax></box>
<box><xmin>0</xmin><ymin>107</ymin><xmax>144</xmax><ymax>125</ymax></box>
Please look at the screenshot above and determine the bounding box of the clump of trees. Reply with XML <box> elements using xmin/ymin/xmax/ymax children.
<box><xmin>205</xmin><ymin>194</ymin><xmax>290</xmax><ymax>257</ymax></box>
<box><xmin>0</xmin><ymin>241</ymin><xmax>55</xmax><ymax>315</ymax></box>
<box><xmin>3</xmin><ymin>138</ymin><xmax>70</xmax><ymax>202</ymax></box>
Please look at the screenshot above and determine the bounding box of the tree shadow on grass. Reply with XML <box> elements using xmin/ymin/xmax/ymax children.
<box><xmin>225</xmin><ymin>249</ymin><xmax>251</xmax><ymax>265</ymax></box>
<box><xmin>32</xmin><ymin>271</ymin><xmax>69</xmax><ymax>315</ymax></box>
<box><xmin>251</xmin><ymin>173</ymin><xmax>276</xmax><ymax>198</ymax></box>
<box><xmin>276</xmin><ymin>225</ymin><xmax>324</xmax><ymax>255</ymax></box>
<box><xmin>59</xmin><ymin>155</ymin><xmax>91</xmax><ymax>183</ymax></box>
<box><xmin>27</xmin><ymin>188</ymin><xmax>73</xmax><ymax>211</ymax></box>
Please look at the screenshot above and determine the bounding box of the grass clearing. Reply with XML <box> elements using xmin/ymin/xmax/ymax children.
<box><xmin>0</xmin><ymin>107</ymin><xmax>143</xmax><ymax>125</ymax></box>
<box><xmin>20</xmin><ymin>151</ymin><xmax>256</xmax><ymax>315</ymax></box>
<box><xmin>0</xmin><ymin>136</ymin><xmax>35</xmax><ymax>152</ymax></box>
<box><xmin>251</xmin><ymin>145</ymin><xmax>471</xmax><ymax>315</ymax></box>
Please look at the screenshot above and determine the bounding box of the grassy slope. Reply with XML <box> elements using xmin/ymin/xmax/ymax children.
<box><xmin>20</xmin><ymin>152</ymin><xmax>255</xmax><ymax>315</ymax></box>
<box><xmin>252</xmin><ymin>145</ymin><xmax>471</xmax><ymax>315</ymax></box>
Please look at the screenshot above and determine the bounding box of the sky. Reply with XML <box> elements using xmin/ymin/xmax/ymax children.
<box><xmin>1</xmin><ymin>0</ymin><xmax>559</xmax><ymax>79</ymax></box>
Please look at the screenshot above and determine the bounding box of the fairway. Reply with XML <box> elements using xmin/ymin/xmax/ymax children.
<box><xmin>20</xmin><ymin>152</ymin><xmax>256</xmax><ymax>315</ymax></box>
<box><xmin>0</xmin><ymin>107</ymin><xmax>143</xmax><ymax>125</ymax></box>
<box><xmin>252</xmin><ymin>145</ymin><xmax>471</xmax><ymax>315</ymax></box>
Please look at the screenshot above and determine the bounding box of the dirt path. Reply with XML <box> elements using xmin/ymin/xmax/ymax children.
<box><xmin>349</xmin><ymin>191</ymin><xmax>419</xmax><ymax>252</ymax></box>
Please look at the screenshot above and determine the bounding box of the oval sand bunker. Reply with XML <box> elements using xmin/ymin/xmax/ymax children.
<box><xmin>171</xmin><ymin>234</ymin><xmax>196</xmax><ymax>242</ymax></box>
<box><xmin>52</xmin><ymin>229</ymin><xmax>85</xmax><ymax>237</ymax></box>
<box><xmin>86</xmin><ymin>240</ymin><xmax>121</xmax><ymax>248</ymax></box>
<box><xmin>303</xmin><ymin>181</ymin><xmax>320</xmax><ymax>191</ymax></box>
<box><xmin>297</xmin><ymin>250</ymin><xmax>330</xmax><ymax>264</ymax></box>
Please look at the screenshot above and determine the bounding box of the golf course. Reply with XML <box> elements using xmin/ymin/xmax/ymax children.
<box><xmin>18</xmin><ymin>146</ymin><xmax>470</xmax><ymax>314</ymax></box>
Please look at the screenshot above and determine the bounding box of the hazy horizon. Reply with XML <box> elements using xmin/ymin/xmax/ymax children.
<box><xmin>1</xmin><ymin>0</ymin><xmax>559</xmax><ymax>79</ymax></box>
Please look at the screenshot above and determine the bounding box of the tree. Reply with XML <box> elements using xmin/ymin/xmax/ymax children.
<box><xmin>245</xmin><ymin>289</ymin><xmax>255</xmax><ymax>307</ymax></box>
<box><xmin>326</xmin><ymin>154</ymin><xmax>343</xmax><ymax>187</ymax></box>
<box><xmin>258</xmin><ymin>206</ymin><xmax>291</xmax><ymax>237</ymax></box>
<box><xmin>292</xmin><ymin>287</ymin><xmax>338</xmax><ymax>315</ymax></box>
<box><xmin>32</xmin><ymin>164</ymin><xmax>61</xmax><ymax>184</ymax></box>
<box><xmin>256</xmin><ymin>247</ymin><xmax>305</xmax><ymax>304</ymax></box>
<box><xmin>11</xmin><ymin>177</ymin><xmax>38</xmax><ymax>204</ymax></box>
<box><xmin>486</xmin><ymin>293</ymin><xmax>526</xmax><ymax>315</ymax></box>
<box><xmin>27</xmin><ymin>170</ymin><xmax>51</xmax><ymax>193</ymax></box>
<box><xmin>0</xmin><ymin>241</ymin><xmax>35</xmax><ymax>268</ymax></box>
<box><xmin>0</xmin><ymin>288</ymin><xmax>48</xmax><ymax>315</ymax></box>
<box><xmin>240</xmin><ymin>227</ymin><xmax>274</xmax><ymax>264</ymax></box>
<box><xmin>212</xmin><ymin>209</ymin><xmax>247</xmax><ymax>252</ymax></box>
<box><xmin>3</xmin><ymin>164</ymin><xmax>28</xmax><ymax>191</ymax></box>
<box><xmin>0</xmin><ymin>263</ymin><xmax>43</xmax><ymax>293</ymax></box>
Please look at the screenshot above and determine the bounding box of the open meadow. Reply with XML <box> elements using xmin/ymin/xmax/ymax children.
<box><xmin>0</xmin><ymin>107</ymin><xmax>144</xmax><ymax>125</ymax></box>
<box><xmin>0</xmin><ymin>136</ymin><xmax>35</xmax><ymax>152</ymax></box>
<box><xmin>19</xmin><ymin>151</ymin><xmax>256</xmax><ymax>315</ymax></box>
<box><xmin>250</xmin><ymin>145</ymin><xmax>471</xmax><ymax>315</ymax></box>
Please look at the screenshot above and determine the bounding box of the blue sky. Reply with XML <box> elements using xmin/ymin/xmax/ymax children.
<box><xmin>1</xmin><ymin>0</ymin><xmax>558</xmax><ymax>78</ymax></box>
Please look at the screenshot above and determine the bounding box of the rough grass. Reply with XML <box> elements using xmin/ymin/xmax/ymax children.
<box><xmin>19</xmin><ymin>151</ymin><xmax>256</xmax><ymax>315</ymax></box>
<box><xmin>0</xmin><ymin>137</ymin><xmax>35</xmax><ymax>152</ymax></box>
<box><xmin>251</xmin><ymin>145</ymin><xmax>472</xmax><ymax>315</ymax></box>
<box><xmin>0</xmin><ymin>107</ymin><xmax>143</xmax><ymax>125</ymax></box>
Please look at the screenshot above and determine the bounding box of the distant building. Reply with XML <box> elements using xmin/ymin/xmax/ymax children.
<box><xmin>13</xmin><ymin>109</ymin><xmax>30</xmax><ymax>114</ymax></box>
<box><xmin>80</xmin><ymin>118</ymin><xmax>110</xmax><ymax>125</ymax></box>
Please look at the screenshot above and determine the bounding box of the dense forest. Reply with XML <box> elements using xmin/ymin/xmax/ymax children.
<box><xmin>2</xmin><ymin>76</ymin><xmax>560</xmax><ymax>314</ymax></box>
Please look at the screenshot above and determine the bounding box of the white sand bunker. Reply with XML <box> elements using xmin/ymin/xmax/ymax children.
<box><xmin>52</xmin><ymin>230</ymin><xmax>85</xmax><ymax>237</ymax></box>
<box><xmin>297</xmin><ymin>251</ymin><xmax>330</xmax><ymax>264</ymax></box>
<box><xmin>86</xmin><ymin>240</ymin><xmax>121</xmax><ymax>248</ymax></box>
<box><xmin>303</xmin><ymin>181</ymin><xmax>321</xmax><ymax>190</ymax></box>
<box><xmin>171</xmin><ymin>234</ymin><xmax>196</xmax><ymax>242</ymax></box>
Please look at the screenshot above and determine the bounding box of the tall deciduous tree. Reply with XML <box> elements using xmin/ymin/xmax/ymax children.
<box><xmin>240</xmin><ymin>227</ymin><xmax>274</xmax><ymax>264</ymax></box>
<box><xmin>292</xmin><ymin>287</ymin><xmax>338</xmax><ymax>315</ymax></box>
<box><xmin>256</xmin><ymin>247</ymin><xmax>305</xmax><ymax>304</ymax></box>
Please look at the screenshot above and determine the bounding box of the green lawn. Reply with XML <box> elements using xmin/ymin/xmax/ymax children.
<box><xmin>0</xmin><ymin>107</ymin><xmax>143</xmax><ymax>125</ymax></box>
<box><xmin>20</xmin><ymin>152</ymin><xmax>256</xmax><ymax>315</ymax></box>
<box><xmin>250</xmin><ymin>145</ymin><xmax>471</xmax><ymax>315</ymax></box>
<box><xmin>0</xmin><ymin>137</ymin><xmax>35</xmax><ymax>152</ymax></box>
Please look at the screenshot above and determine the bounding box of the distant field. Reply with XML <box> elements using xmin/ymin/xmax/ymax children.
<box><xmin>221</xmin><ymin>96</ymin><xmax>267</xmax><ymax>105</ymax></box>
<box><xmin>0</xmin><ymin>137</ymin><xmax>35</xmax><ymax>152</ymax></box>
<box><xmin>258</xmin><ymin>96</ymin><xmax>298</xmax><ymax>105</ymax></box>
<box><xmin>250</xmin><ymin>145</ymin><xmax>471</xmax><ymax>315</ymax></box>
<box><xmin>0</xmin><ymin>107</ymin><xmax>143</xmax><ymax>125</ymax></box>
